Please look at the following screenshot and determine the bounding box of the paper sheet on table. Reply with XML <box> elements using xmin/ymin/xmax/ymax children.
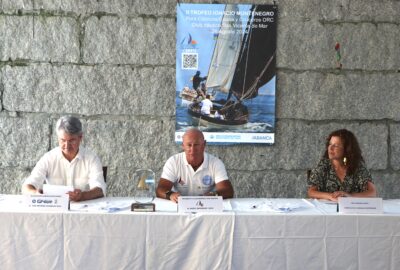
<box><xmin>43</xmin><ymin>184</ymin><xmax>74</xmax><ymax>195</ymax></box>
<box><xmin>70</xmin><ymin>200</ymin><xmax>133</xmax><ymax>213</ymax></box>
<box><xmin>0</xmin><ymin>194</ymin><xmax>25</xmax><ymax>211</ymax></box>
<box><xmin>223</xmin><ymin>200</ymin><xmax>233</xmax><ymax>211</ymax></box>
<box><xmin>310</xmin><ymin>199</ymin><xmax>338</xmax><ymax>214</ymax></box>
<box><xmin>383</xmin><ymin>200</ymin><xmax>400</xmax><ymax>214</ymax></box>
<box><xmin>232</xmin><ymin>199</ymin><xmax>314</xmax><ymax>213</ymax></box>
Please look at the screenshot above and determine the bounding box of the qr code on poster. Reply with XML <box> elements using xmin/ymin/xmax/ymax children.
<box><xmin>182</xmin><ymin>53</ymin><xmax>198</xmax><ymax>70</ymax></box>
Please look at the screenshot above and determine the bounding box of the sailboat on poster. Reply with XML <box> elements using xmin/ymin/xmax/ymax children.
<box><xmin>188</xmin><ymin>4</ymin><xmax>277</xmax><ymax>128</ymax></box>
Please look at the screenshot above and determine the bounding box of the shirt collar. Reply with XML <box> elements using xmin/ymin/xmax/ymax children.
<box><xmin>58</xmin><ymin>146</ymin><xmax>84</xmax><ymax>162</ymax></box>
<box><xmin>183</xmin><ymin>152</ymin><xmax>209</xmax><ymax>169</ymax></box>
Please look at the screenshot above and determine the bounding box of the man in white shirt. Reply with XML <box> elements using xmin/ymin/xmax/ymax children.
<box><xmin>156</xmin><ymin>128</ymin><xmax>234</xmax><ymax>203</ymax></box>
<box><xmin>200</xmin><ymin>95</ymin><xmax>213</xmax><ymax>115</ymax></box>
<box><xmin>22</xmin><ymin>116</ymin><xmax>106</xmax><ymax>201</ymax></box>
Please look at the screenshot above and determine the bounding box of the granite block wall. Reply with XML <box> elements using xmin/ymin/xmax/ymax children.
<box><xmin>0</xmin><ymin>0</ymin><xmax>399</xmax><ymax>198</ymax></box>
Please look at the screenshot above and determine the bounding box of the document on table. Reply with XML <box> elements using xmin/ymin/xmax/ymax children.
<box><xmin>43</xmin><ymin>184</ymin><xmax>74</xmax><ymax>195</ymax></box>
<box><xmin>310</xmin><ymin>199</ymin><xmax>338</xmax><ymax>213</ymax></box>
<box><xmin>70</xmin><ymin>200</ymin><xmax>133</xmax><ymax>213</ymax></box>
<box><xmin>231</xmin><ymin>199</ymin><xmax>315</xmax><ymax>213</ymax></box>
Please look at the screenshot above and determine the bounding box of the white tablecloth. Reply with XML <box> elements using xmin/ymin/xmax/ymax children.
<box><xmin>1</xmin><ymin>195</ymin><xmax>400</xmax><ymax>270</ymax></box>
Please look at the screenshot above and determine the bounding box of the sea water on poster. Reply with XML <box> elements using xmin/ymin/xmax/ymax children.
<box><xmin>175</xmin><ymin>3</ymin><xmax>277</xmax><ymax>145</ymax></box>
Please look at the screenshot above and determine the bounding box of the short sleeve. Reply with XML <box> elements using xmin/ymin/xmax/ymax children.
<box><xmin>87</xmin><ymin>153</ymin><xmax>107</xmax><ymax>195</ymax></box>
<box><xmin>160</xmin><ymin>155</ymin><xmax>179</xmax><ymax>183</ymax></box>
<box><xmin>354</xmin><ymin>161</ymin><xmax>373</xmax><ymax>191</ymax></box>
<box><xmin>212</xmin><ymin>158</ymin><xmax>228</xmax><ymax>183</ymax></box>
<box><xmin>307</xmin><ymin>159</ymin><xmax>329</xmax><ymax>191</ymax></box>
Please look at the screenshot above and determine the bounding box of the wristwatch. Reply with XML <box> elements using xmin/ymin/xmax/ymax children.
<box><xmin>165</xmin><ymin>191</ymin><xmax>173</xmax><ymax>200</ymax></box>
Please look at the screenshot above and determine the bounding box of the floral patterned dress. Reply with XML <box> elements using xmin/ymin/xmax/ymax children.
<box><xmin>307</xmin><ymin>158</ymin><xmax>372</xmax><ymax>193</ymax></box>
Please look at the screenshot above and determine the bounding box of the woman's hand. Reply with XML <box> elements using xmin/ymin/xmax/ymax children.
<box><xmin>332</xmin><ymin>191</ymin><xmax>350</xmax><ymax>199</ymax></box>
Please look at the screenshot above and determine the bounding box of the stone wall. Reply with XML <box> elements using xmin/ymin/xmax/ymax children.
<box><xmin>0</xmin><ymin>0</ymin><xmax>399</xmax><ymax>198</ymax></box>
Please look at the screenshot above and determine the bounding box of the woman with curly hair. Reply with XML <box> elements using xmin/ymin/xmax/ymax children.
<box><xmin>307</xmin><ymin>129</ymin><xmax>377</xmax><ymax>201</ymax></box>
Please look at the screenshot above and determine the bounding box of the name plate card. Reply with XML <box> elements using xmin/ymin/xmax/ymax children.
<box><xmin>24</xmin><ymin>194</ymin><xmax>70</xmax><ymax>211</ymax></box>
<box><xmin>178</xmin><ymin>196</ymin><xmax>223</xmax><ymax>213</ymax></box>
<box><xmin>338</xmin><ymin>197</ymin><xmax>383</xmax><ymax>214</ymax></box>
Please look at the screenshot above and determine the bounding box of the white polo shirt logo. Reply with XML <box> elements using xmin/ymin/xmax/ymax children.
<box><xmin>202</xmin><ymin>175</ymin><xmax>212</xmax><ymax>186</ymax></box>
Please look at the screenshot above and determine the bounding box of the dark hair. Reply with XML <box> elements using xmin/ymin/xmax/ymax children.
<box><xmin>323</xmin><ymin>129</ymin><xmax>363</xmax><ymax>175</ymax></box>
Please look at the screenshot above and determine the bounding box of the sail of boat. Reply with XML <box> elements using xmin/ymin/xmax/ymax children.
<box><xmin>229</xmin><ymin>5</ymin><xmax>276</xmax><ymax>101</ymax></box>
<box><xmin>205</xmin><ymin>4</ymin><xmax>243</xmax><ymax>93</ymax></box>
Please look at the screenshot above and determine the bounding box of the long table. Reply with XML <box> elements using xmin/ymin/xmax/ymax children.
<box><xmin>1</xmin><ymin>195</ymin><xmax>399</xmax><ymax>270</ymax></box>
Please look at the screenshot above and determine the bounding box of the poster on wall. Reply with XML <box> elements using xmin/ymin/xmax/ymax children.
<box><xmin>175</xmin><ymin>3</ymin><xmax>277</xmax><ymax>144</ymax></box>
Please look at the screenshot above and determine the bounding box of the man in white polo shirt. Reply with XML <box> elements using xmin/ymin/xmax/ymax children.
<box><xmin>156</xmin><ymin>128</ymin><xmax>234</xmax><ymax>203</ymax></box>
<box><xmin>22</xmin><ymin>116</ymin><xmax>106</xmax><ymax>202</ymax></box>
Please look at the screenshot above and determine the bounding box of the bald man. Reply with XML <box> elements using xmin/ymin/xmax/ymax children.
<box><xmin>156</xmin><ymin>128</ymin><xmax>234</xmax><ymax>203</ymax></box>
